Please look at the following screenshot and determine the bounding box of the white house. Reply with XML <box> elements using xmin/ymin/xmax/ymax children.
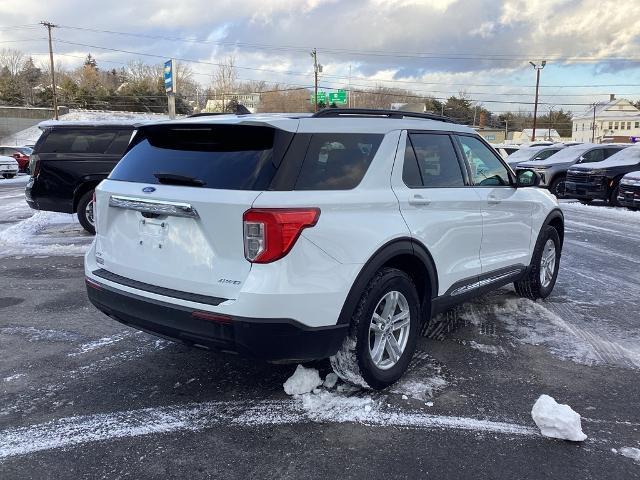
<box><xmin>204</xmin><ymin>93</ymin><xmax>261</xmax><ymax>113</ymax></box>
<box><xmin>572</xmin><ymin>95</ymin><xmax>640</xmax><ymax>143</ymax></box>
<box><xmin>512</xmin><ymin>128</ymin><xmax>561</xmax><ymax>143</ymax></box>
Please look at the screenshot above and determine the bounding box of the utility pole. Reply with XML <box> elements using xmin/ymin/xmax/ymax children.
<box><xmin>591</xmin><ymin>103</ymin><xmax>597</xmax><ymax>143</ymax></box>
<box><xmin>504</xmin><ymin>118</ymin><xmax>509</xmax><ymax>141</ymax></box>
<box><xmin>529</xmin><ymin>60</ymin><xmax>546</xmax><ymax>142</ymax></box>
<box><xmin>311</xmin><ymin>49</ymin><xmax>322</xmax><ymax>112</ymax></box>
<box><xmin>41</xmin><ymin>21</ymin><xmax>59</xmax><ymax>120</ymax></box>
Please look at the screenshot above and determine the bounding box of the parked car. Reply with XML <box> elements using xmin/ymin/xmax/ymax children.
<box><xmin>84</xmin><ymin>108</ymin><xmax>564</xmax><ymax>390</ymax></box>
<box><xmin>0</xmin><ymin>155</ymin><xmax>19</xmax><ymax>178</ymax></box>
<box><xmin>491</xmin><ymin>144</ymin><xmax>520</xmax><ymax>159</ymax></box>
<box><xmin>0</xmin><ymin>146</ymin><xmax>31</xmax><ymax>172</ymax></box>
<box><xmin>25</xmin><ymin>121</ymin><xmax>136</xmax><ymax>234</ymax></box>
<box><xmin>616</xmin><ymin>171</ymin><xmax>640</xmax><ymax>210</ymax></box>
<box><xmin>505</xmin><ymin>144</ymin><xmax>565</xmax><ymax>167</ymax></box>
<box><xmin>516</xmin><ymin>143</ymin><xmax>627</xmax><ymax>197</ymax></box>
<box><xmin>565</xmin><ymin>146</ymin><xmax>640</xmax><ymax>206</ymax></box>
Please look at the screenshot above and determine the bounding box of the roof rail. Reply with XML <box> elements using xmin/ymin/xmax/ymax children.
<box><xmin>312</xmin><ymin>108</ymin><xmax>459</xmax><ymax>124</ymax></box>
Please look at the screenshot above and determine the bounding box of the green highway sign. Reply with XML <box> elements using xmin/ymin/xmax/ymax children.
<box><xmin>311</xmin><ymin>91</ymin><xmax>327</xmax><ymax>103</ymax></box>
<box><xmin>328</xmin><ymin>90</ymin><xmax>348</xmax><ymax>104</ymax></box>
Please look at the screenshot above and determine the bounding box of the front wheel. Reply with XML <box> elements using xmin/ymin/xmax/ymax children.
<box><xmin>514</xmin><ymin>226</ymin><xmax>561</xmax><ymax>300</ymax></box>
<box><xmin>330</xmin><ymin>268</ymin><xmax>421</xmax><ymax>390</ymax></box>
<box><xmin>77</xmin><ymin>190</ymin><xmax>96</xmax><ymax>235</ymax></box>
<box><xmin>549</xmin><ymin>176</ymin><xmax>566</xmax><ymax>198</ymax></box>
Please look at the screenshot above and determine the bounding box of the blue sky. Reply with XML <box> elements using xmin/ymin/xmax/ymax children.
<box><xmin>1</xmin><ymin>0</ymin><xmax>639</xmax><ymax>114</ymax></box>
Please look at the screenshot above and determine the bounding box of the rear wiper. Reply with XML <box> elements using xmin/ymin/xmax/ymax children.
<box><xmin>153</xmin><ymin>172</ymin><xmax>206</xmax><ymax>187</ymax></box>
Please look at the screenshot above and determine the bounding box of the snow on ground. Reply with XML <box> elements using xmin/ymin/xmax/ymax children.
<box><xmin>67</xmin><ymin>333</ymin><xmax>131</xmax><ymax>357</ymax></box>
<box><xmin>561</xmin><ymin>202</ymin><xmax>640</xmax><ymax>221</ymax></box>
<box><xmin>468</xmin><ymin>340</ymin><xmax>505</xmax><ymax>355</ymax></box>
<box><xmin>0</xmin><ymin>211</ymin><xmax>91</xmax><ymax>257</ymax></box>
<box><xmin>463</xmin><ymin>297</ymin><xmax>640</xmax><ymax>369</ymax></box>
<box><xmin>283</xmin><ymin>365</ymin><xmax>323</xmax><ymax>395</ymax></box>
<box><xmin>0</xmin><ymin>394</ymin><xmax>538</xmax><ymax>461</ymax></box>
<box><xmin>0</xmin><ymin>109</ymin><xmax>170</xmax><ymax>146</ymax></box>
<box><xmin>617</xmin><ymin>447</ymin><xmax>640</xmax><ymax>462</ymax></box>
<box><xmin>0</xmin><ymin>173</ymin><xmax>30</xmax><ymax>185</ymax></box>
<box><xmin>531</xmin><ymin>394</ymin><xmax>587</xmax><ymax>442</ymax></box>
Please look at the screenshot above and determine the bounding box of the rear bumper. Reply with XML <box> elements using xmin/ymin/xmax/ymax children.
<box><xmin>86</xmin><ymin>277</ymin><xmax>348</xmax><ymax>362</ymax></box>
<box><xmin>617</xmin><ymin>187</ymin><xmax>640</xmax><ymax>208</ymax></box>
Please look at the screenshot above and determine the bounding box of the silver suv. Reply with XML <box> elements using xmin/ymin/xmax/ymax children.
<box><xmin>516</xmin><ymin>144</ymin><xmax>627</xmax><ymax>197</ymax></box>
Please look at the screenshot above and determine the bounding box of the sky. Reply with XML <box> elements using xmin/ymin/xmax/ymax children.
<box><xmin>1</xmin><ymin>0</ymin><xmax>640</xmax><ymax>115</ymax></box>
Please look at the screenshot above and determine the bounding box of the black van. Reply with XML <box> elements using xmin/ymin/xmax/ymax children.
<box><xmin>25</xmin><ymin>122</ymin><xmax>137</xmax><ymax>234</ymax></box>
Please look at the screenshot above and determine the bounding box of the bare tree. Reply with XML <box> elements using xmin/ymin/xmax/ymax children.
<box><xmin>0</xmin><ymin>48</ymin><xmax>24</xmax><ymax>76</ymax></box>
<box><xmin>211</xmin><ymin>56</ymin><xmax>238</xmax><ymax>95</ymax></box>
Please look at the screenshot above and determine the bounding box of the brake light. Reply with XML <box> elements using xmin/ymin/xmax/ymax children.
<box><xmin>243</xmin><ymin>208</ymin><xmax>320</xmax><ymax>263</ymax></box>
<box><xmin>29</xmin><ymin>154</ymin><xmax>40</xmax><ymax>177</ymax></box>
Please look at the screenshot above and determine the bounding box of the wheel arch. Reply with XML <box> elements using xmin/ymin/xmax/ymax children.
<box><xmin>337</xmin><ymin>238</ymin><xmax>438</xmax><ymax>326</ymax></box>
<box><xmin>541</xmin><ymin>208</ymin><xmax>565</xmax><ymax>248</ymax></box>
<box><xmin>72</xmin><ymin>177</ymin><xmax>105</xmax><ymax>211</ymax></box>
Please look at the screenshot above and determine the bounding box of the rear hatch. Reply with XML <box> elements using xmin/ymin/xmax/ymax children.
<box><xmin>94</xmin><ymin>122</ymin><xmax>296</xmax><ymax>301</ymax></box>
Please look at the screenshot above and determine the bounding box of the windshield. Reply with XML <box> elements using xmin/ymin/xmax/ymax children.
<box><xmin>588</xmin><ymin>147</ymin><xmax>640</xmax><ymax>168</ymax></box>
<box><xmin>505</xmin><ymin>147</ymin><xmax>543</xmax><ymax>162</ymax></box>
<box><xmin>539</xmin><ymin>145</ymin><xmax>592</xmax><ymax>163</ymax></box>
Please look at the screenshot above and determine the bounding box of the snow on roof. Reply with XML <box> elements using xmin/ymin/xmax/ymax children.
<box><xmin>520</xmin><ymin>128</ymin><xmax>561</xmax><ymax>138</ymax></box>
<box><xmin>572</xmin><ymin>99</ymin><xmax>640</xmax><ymax>120</ymax></box>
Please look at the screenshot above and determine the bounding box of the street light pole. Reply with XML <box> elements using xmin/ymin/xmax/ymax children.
<box><xmin>530</xmin><ymin>60</ymin><xmax>546</xmax><ymax>142</ymax></box>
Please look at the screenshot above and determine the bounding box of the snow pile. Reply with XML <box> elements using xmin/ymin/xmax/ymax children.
<box><xmin>323</xmin><ymin>372</ymin><xmax>338</xmax><ymax>389</ymax></box>
<box><xmin>618</xmin><ymin>447</ymin><xmax>640</xmax><ymax>462</ymax></box>
<box><xmin>531</xmin><ymin>394</ymin><xmax>587</xmax><ymax>441</ymax></box>
<box><xmin>283</xmin><ymin>365</ymin><xmax>323</xmax><ymax>395</ymax></box>
<box><xmin>391</xmin><ymin>376</ymin><xmax>448</xmax><ymax>401</ymax></box>
<box><xmin>300</xmin><ymin>390</ymin><xmax>375</xmax><ymax>422</ymax></box>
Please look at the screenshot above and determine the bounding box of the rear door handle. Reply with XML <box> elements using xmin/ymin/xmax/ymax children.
<box><xmin>487</xmin><ymin>195</ymin><xmax>501</xmax><ymax>205</ymax></box>
<box><xmin>408</xmin><ymin>194</ymin><xmax>431</xmax><ymax>206</ymax></box>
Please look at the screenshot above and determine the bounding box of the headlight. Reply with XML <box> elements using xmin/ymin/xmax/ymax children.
<box><xmin>588</xmin><ymin>169</ymin><xmax>606</xmax><ymax>175</ymax></box>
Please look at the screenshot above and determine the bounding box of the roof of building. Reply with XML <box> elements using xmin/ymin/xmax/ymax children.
<box><xmin>572</xmin><ymin>98</ymin><xmax>640</xmax><ymax>120</ymax></box>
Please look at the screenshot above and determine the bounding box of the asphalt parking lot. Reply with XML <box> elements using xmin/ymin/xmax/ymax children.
<box><xmin>1</xmin><ymin>176</ymin><xmax>639</xmax><ymax>479</ymax></box>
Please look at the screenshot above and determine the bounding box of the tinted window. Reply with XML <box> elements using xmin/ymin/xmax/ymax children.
<box><xmin>532</xmin><ymin>148</ymin><xmax>560</xmax><ymax>161</ymax></box>
<box><xmin>402</xmin><ymin>138</ymin><xmax>422</xmax><ymax>188</ymax></box>
<box><xmin>105</xmin><ymin>130</ymin><xmax>133</xmax><ymax>155</ymax></box>
<box><xmin>604</xmin><ymin>147</ymin><xmax>623</xmax><ymax>158</ymax></box>
<box><xmin>581</xmin><ymin>148</ymin><xmax>605</xmax><ymax>163</ymax></box>
<box><xmin>405</xmin><ymin>134</ymin><xmax>464</xmax><ymax>187</ymax></box>
<box><xmin>457</xmin><ymin>135</ymin><xmax>511</xmax><ymax>186</ymax></box>
<box><xmin>111</xmin><ymin>124</ymin><xmax>290</xmax><ymax>190</ymax></box>
<box><xmin>295</xmin><ymin>133</ymin><xmax>383</xmax><ymax>190</ymax></box>
<box><xmin>40</xmin><ymin>129</ymin><xmax>122</xmax><ymax>154</ymax></box>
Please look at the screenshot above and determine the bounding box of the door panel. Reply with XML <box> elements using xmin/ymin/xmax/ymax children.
<box><xmin>455</xmin><ymin>134</ymin><xmax>534</xmax><ymax>273</ymax></box>
<box><xmin>392</xmin><ymin>131</ymin><xmax>482</xmax><ymax>296</ymax></box>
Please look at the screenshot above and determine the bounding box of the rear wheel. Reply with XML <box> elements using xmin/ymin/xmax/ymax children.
<box><xmin>2</xmin><ymin>173</ymin><xmax>15</xmax><ymax>179</ymax></box>
<box><xmin>330</xmin><ymin>268</ymin><xmax>421</xmax><ymax>390</ymax></box>
<box><xmin>549</xmin><ymin>176</ymin><xmax>566</xmax><ymax>198</ymax></box>
<box><xmin>514</xmin><ymin>226</ymin><xmax>561</xmax><ymax>300</ymax></box>
<box><xmin>77</xmin><ymin>190</ymin><xmax>96</xmax><ymax>235</ymax></box>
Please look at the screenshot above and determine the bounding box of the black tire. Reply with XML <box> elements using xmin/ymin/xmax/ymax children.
<box><xmin>549</xmin><ymin>176</ymin><xmax>566</xmax><ymax>198</ymax></box>
<box><xmin>77</xmin><ymin>190</ymin><xmax>96</xmax><ymax>235</ymax></box>
<box><xmin>330</xmin><ymin>267</ymin><xmax>421</xmax><ymax>390</ymax></box>
<box><xmin>2</xmin><ymin>173</ymin><xmax>15</xmax><ymax>179</ymax></box>
<box><xmin>514</xmin><ymin>226</ymin><xmax>561</xmax><ymax>300</ymax></box>
<box><xmin>609</xmin><ymin>185</ymin><xmax>620</xmax><ymax>207</ymax></box>
<box><xmin>628</xmin><ymin>207</ymin><xmax>639</xmax><ymax>212</ymax></box>
<box><xmin>579</xmin><ymin>200</ymin><xmax>592</xmax><ymax>205</ymax></box>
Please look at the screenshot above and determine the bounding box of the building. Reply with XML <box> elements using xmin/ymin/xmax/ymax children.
<box><xmin>475</xmin><ymin>127</ymin><xmax>507</xmax><ymax>144</ymax></box>
<box><xmin>512</xmin><ymin>128</ymin><xmax>561</xmax><ymax>144</ymax></box>
<box><xmin>572</xmin><ymin>95</ymin><xmax>640</xmax><ymax>143</ymax></box>
<box><xmin>204</xmin><ymin>93</ymin><xmax>261</xmax><ymax>113</ymax></box>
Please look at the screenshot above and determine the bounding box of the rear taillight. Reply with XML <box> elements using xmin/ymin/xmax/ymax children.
<box><xmin>243</xmin><ymin>208</ymin><xmax>320</xmax><ymax>263</ymax></box>
<box><xmin>29</xmin><ymin>154</ymin><xmax>40</xmax><ymax>177</ymax></box>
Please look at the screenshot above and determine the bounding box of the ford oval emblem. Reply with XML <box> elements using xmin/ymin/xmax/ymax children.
<box><xmin>142</xmin><ymin>186</ymin><xmax>156</xmax><ymax>193</ymax></box>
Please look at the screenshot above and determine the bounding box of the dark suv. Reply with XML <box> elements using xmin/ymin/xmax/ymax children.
<box><xmin>565</xmin><ymin>146</ymin><xmax>640</xmax><ymax>206</ymax></box>
<box><xmin>25</xmin><ymin>122</ymin><xmax>135</xmax><ymax>233</ymax></box>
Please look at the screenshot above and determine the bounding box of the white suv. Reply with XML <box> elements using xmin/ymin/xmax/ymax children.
<box><xmin>85</xmin><ymin>109</ymin><xmax>564</xmax><ymax>389</ymax></box>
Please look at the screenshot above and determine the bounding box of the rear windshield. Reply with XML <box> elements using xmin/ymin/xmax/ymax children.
<box><xmin>39</xmin><ymin>128</ymin><xmax>133</xmax><ymax>155</ymax></box>
<box><xmin>109</xmin><ymin>124</ymin><xmax>292</xmax><ymax>190</ymax></box>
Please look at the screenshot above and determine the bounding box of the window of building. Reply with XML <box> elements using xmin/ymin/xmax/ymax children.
<box><xmin>614</xmin><ymin>122</ymin><xmax>619</xmax><ymax>130</ymax></box>
<box><xmin>609</xmin><ymin>121</ymin><xmax>613</xmax><ymax>130</ymax></box>
<box><xmin>635</xmin><ymin>122</ymin><xmax>639</xmax><ymax>129</ymax></box>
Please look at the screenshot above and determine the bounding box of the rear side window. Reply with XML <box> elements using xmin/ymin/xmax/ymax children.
<box><xmin>110</xmin><ymin>124</ymin><xmax>292</xmax><ymax>190</ymax></box>
<box><xmin>294</xmin><ymin>133</ymin><xmax>383</xmax><ymax>190</ymax></box>
<box><xmin>39</xmin><ymin>129</ymin><xmax>124</xmax><ymax>154</ymax></box>
<box><xmin>582</xmin><ymin>148</ymin><xmax>605</xmax><ymax>163</ymax></box>
<box><xmin>403</xmin><ymin>133</ymin><xmax>464</xmax><ymax>187</ymax></box>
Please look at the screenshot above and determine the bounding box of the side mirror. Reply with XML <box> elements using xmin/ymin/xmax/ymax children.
<box><xmin>516</xmin><ymin>169</ymin><xmax>540</xmax><ymax>187</ymax></box>
<box><xmin>12</xmin><ymin>153</ymin><xmax>20</xmax><ymax>159</ymax></box>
